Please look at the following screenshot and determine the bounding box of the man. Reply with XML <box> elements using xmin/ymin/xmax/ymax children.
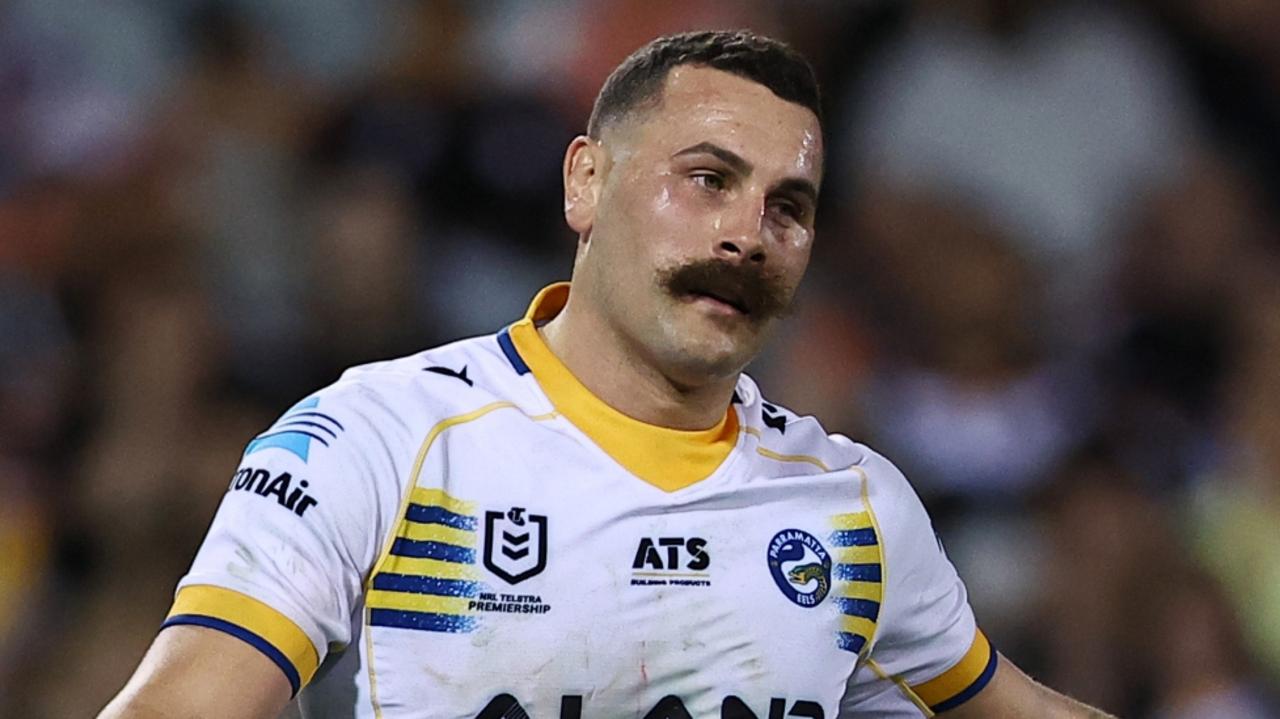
<box><xmin>101</xmin><ymin>31</ymin><xmax>1114</xmax><ymax>718</ymax></box>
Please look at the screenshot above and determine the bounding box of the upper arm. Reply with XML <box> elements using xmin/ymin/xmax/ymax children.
<box><xmin>839</xmin><ymin>449</ymin><xmax>996</xmax><ymax>716</ymax></box>
<box><xmin>104</xmin><ymin>386</ymin><xmax>403</xmax><ymax>713</ymax></box>
<box><xmin>98</xmin><ymin>625</ymin><xmax>291</xmax><ymax>719</ymax></box>
<box><xmin>941</xmin><ymin>654</ymin><xmax>1117</xmax><ymax>719</ymax></box>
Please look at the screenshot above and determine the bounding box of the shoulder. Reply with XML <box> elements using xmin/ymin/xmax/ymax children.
<box><xmin>734</xmin><ymin>373</ymin><xmax>870</xmax><ymax>474</ymax></box>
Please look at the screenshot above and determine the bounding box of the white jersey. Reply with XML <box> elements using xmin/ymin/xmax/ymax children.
<box><xmin>168</xmin><ymin>284</ymin><xmax>995</xmax><ymax>718</ymax></box>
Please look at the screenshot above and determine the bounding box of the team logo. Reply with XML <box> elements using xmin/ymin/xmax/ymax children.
<box><xmin>767</xmin><ymin>529</ymin><xmax>832</xmax><ymax>608</ymax></box>
<box><xmin>483</xmin><ymin>507</ymin><xmax>548</xmax><ymax>585</ymax></box>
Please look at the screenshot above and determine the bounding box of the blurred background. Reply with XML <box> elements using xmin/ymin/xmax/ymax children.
<box><xmin>1</xmin><ymin>0</ymin><xmax>1278</xmax><ymax>716</ymax></box>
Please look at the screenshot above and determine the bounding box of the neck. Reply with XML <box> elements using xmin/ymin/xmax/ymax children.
<box><xmin>538</xmin><ymin>295</ymin><xmax>736</xmax><ymax>431</ymax></box>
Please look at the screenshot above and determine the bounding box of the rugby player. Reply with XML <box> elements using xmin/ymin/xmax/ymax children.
<box><xmin>101</xmin><ymin>30</ymin><xmax>1115</xmax><ymax>718</ymax></box>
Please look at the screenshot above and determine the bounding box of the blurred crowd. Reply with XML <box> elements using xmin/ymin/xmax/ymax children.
<box><xmin>1</xmin><ymin>1</ymin><xmax>1278</xmax><ymax>716</ymax></box>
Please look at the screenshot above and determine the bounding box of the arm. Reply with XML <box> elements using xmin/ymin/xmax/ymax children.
<box><xmin>942</xmin><ymin>654</ymin><xmax>1117</xmax><ymax>719</ymax></box>
<box><xmin>97</xmin><ymin>626</ymin><xmax>291</xmax><ymax>719</ymax></box>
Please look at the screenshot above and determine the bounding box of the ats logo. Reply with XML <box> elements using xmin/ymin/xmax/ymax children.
<box><xmin>630</xmin><ymin>537</ymin><xmax>711</xmax><ymax>588</ymax></box>
<box><xmin>229</xmin><ymin>467</ymin><xmax>318</xmax><ymax>517</ymax></box>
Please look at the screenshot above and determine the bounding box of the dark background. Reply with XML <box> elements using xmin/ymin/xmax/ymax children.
<box><xmin>2</xmin><ymin>1</ymin><xmax>1278</xmax><ymax>716</ymax></box>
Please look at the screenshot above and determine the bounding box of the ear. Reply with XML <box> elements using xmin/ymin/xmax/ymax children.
<box><xmin>563</xmin><ymin>135</ymin><xmax>604</xmax><ymax>238</ymax></box>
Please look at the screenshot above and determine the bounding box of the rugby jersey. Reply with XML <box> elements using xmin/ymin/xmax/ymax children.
<box><xmin>167</xmin><ymin>283</ymin><xmax>995</xmax><ymax>717</ymax></box>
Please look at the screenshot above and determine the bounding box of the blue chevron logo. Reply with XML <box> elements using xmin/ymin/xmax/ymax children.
<box><xmin>243</xmin><ymin>397</ymin><xmax>345</xmax><ymax>463</ymax></box>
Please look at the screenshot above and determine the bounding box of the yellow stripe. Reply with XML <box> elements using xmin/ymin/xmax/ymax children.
<box><xmin>407</xmin><ymin>487</ymin><xmax>476</xmax><ymax>517</ymax></box>
<box><xmin>398</xmin><ymin>522</ymin><xmax>475</xmax><ymax>547</ymax></box>
<box><xmin>841</xmin><ymin>614</ymin><xmax>877</xmax><ymax>638</ymax></box>
<box><xmin>169</xmin><ymin>585</ymin><xmax>320</xmax><ymax>686</ymax></box>
<box><xmin>365</xmin><ymin>400</ymin><xmax>521</xmax><ymax>719</ymax></box>
<box><xmin>366</xmin><ymin>401</ymin><xmax>517</xmax><ymax>594</ymax></box>
<box><xmin>838</xmin><ymin>581</ymin><xmax>884</xmax><ymax>603</ymax></box>
<box><xmin>832</xmin><ymin>511</ymin><xmax>873</xmax><ymax>529</ymax></box>
<box><xmin>856</xmin><ymin>466</ymin><xmax>886</xmax><ymax>654</ymax></box>
<box><xmin>836</xmin><ymin>545</ymin><xmax>881</xmax><ymax>564</ymax></box>
<box><xmin>754</xmin><ymin>446</ymin><xmax>831</xmax><ymax>471</ymax></box>
<box><xmin>381</xmin><ymin>555</ymin><xmax>482</xmax><ymax>580</ymax></box>
<box><xmin>910</xmin><ymin>630</ymin><xmax>993</xmax><ymax>707</ymax></box>
<box><xmin>866</xmin><ymin>658</ymin><xmax>935</xmax><ymax>716</ymax></box>
<box><xmin>366</xmin><ymin>589</ymin><xmax>472</xmax><ymax>615</ymax></box>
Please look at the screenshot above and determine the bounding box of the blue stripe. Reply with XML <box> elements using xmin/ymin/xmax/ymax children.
<box><xmin>497</xmin><ymin>328</ymin><xmax>530</xmax><ymax>375</ymax></box>
<box><xmin>837</xmin><ymin>632</ymin><xmax>867</xmax><ymax>654</ymax></box>
<box><xmin>835</xmin><ymin>563</ymin><xmax>882</xmax><ymax>582</ymax></box>
<box><xmin>831</xmin><ymin>528</ymin><xmax>878</xmax><ymax>547</ymax></box>
<box><xmin>163</xmin><ymin>614</ymin><xmax>302</xmax><ymax>696</ymax></box>
<box><xmin>369</xmin><ymin>608</ymin><xmax>477</xmax><ymax>633</ymax></box>
<box><xmin>281</xmin><ymin>410</ymin><xmax>345</xmax><ymax>432</ymax></box>
<box><xmin>252</xmin><ymin>429</ymin><xmax>330</xmax><ymax>447</ymax></box>
<box><xmin>372</xmin><ymin>573</ymin><xmax>482</xmax><ymax>598</ymax></box>
<box><xmin>275</xmin><ymin>419</ymin><xmax>338</xmax><ymax>438</ymax></box>
<box><xmin>390</xmin><ymin>538</ymin><xmax>476</xmax><ymax>564</ymax></box>
<box><xmin>930</xmin><ymin>644</ymin><xmax>999</xmax><ymax>713</ymax></box>
<box><xmin>835</xmin><ymin>597</ymin><xmax>881</xmax><ymax>620</ymax></box>
<box><xmin>405</xmin><ymin>504</ymin><xmax>478</xmax><ymax>531</ymax></box>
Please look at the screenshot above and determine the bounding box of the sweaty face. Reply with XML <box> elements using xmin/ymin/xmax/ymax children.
<box><xmin>577</xmin><ymin>66</ymin><xmax>823</xmax><ymax>385</ymax></box>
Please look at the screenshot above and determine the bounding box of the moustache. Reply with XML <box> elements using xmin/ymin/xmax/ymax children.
<box><xmin>658</xmin><ymin>259</ymin><xmax>792</xmax><ymax>321</ymax></box>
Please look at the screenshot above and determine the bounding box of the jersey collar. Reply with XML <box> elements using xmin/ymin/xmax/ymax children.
<box><xmin>504</xmin><ymin>283</ymin><xmax>739</xmax><ymax>492</ymax></box>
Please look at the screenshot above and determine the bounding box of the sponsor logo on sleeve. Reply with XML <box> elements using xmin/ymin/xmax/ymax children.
<box><xmin>244</xmin><ymin>396</ymin><xmax>345</xmax><ymax>463</ymax></box>
<box><xmin>229</xmin><ymin>467</ymin><xmax>319</xmax><ymax>517</ymax></box>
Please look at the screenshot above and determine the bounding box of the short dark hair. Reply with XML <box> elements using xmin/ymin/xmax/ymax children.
<box><xmin>586</xmin><ymin>30</ymin><xmax>822</xmax><ymax>139</ymax></box>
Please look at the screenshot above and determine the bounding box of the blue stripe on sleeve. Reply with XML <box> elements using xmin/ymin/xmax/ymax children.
<box><xmin>831</xmin><ymin>528</ymin><xmax>878</xmax><ymax>547</ymax></box>
<box><xmin>162</xmin><ymin>614</ymin><xmax>302</xmax><ymax>697</ymax></box>
<box><xmin>835</xmin><ymin>597</ymin><xmax>881</xmax><ymax>620</ymax></box>
<box><xmin>371</xmin><ymin>573</ymin><xmax>483</xmax><ymax>598</ymax></box>
<box><xmin>837</xmin><ymin>632</ymin><xmax>867</xmax><ymax>654</ymax></box>
<box><xmin>369</xmin><ymin>609</ymin><xmax>478</xmax><ymax>633</ymax></box>
<box><xmin>835</xmin><ymin>563</ymin><xmax>882</xmax><ymax>582</ymax></box>
<box><xmin>389</xmin><ymin>538</ymin><xmax>476</xmax><ymax>564</ymax></box>
<box><xmin>930</xmin><ymin>645</ymin><xmax>1000</xmax><ymax>713</ymax></box>
<box><xmin>404</xmin><ymin>504</ymin><xmax>478</xmax><ymax>531</ymax></box>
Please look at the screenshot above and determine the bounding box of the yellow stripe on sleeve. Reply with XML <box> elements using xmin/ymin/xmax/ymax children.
<box><xmin>909</xmin><ymin>629</ymin><xmax>994</xmax><ymax>708</ymax></box>
<box><xmin>381</xmin><ymin>555</ymin><xmax>482</xmax><ymax>580</ymax></box>
<box><xmin>836</xmin><ymin>545</ymin><xmax>881</xmax><ymax>565</ymax></box>
<box><xmin>168</xmin><ymin>585</ymin><xmax>320</xmax><ymax>687</ymax></box>
<box><xmin>366</xmin><ymin>589</ymin><xmax>473</xmax><ymax>616</ymax></box>
<box><xmin>831</xmin><ymin>511</ymin><xmax>873</xmax><ymax>529</ymax></box>
<box><xmin>841</xmin><ymin>614</ymin><xmax>877</xmax><ymax>639</ymax></box>
<box><xmin>398</xmin><ymin>522</ymin><xmax>476</xmax><ymax>547</ymax></box>
<box><xmin>408</xmin><ymin>487</ymin><xmax>476</xmax><ymax>516</ymax></box>
<box><xmin>838</xmin><ymin>580</ymin><xmax>884</xmax><ymax>603</ymax></box>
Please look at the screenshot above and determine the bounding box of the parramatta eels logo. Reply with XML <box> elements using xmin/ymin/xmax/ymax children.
<box><xmin>767</xmin><ymin>529</ymin><xmax>832</xmax><ymax>608</ymax></box>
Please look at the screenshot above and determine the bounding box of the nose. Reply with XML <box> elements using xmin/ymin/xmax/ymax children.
<box><xmin>712</xmin><ymin>197</ymin><xmax>767</xmax><ymax>264</ymax></box>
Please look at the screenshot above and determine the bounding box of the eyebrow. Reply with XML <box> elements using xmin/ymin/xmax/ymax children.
<box><xmin>672</xmin><ymin>141</ymin><xmax>819</xmax><ymax>208</ymax></box>
<box><xmin>672</xmin><ymin>142</ymin><xmax>753</xmax><ymax>176</ymax></box>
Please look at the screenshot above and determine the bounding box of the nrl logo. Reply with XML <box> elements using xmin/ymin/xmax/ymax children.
<box><xmin>483</xmin><ymin>507</ymin><xmax>548</xmax><ymax>585</ymax></box>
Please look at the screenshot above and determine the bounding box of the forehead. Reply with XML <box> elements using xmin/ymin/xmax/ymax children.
<box><xmin>622</xmin><ymin>65</ymin><xmax>823</xmax><ymax>180</ymax></box>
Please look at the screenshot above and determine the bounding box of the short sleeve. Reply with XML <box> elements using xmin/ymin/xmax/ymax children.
<box><xmin>164</xmin><ymin>387</ymin><xmax>397</xmax><ymax>696</ymax></box>
<box><xmin>840</xmin><ymin>448</ymin><xmax>996</xmax><ymax>716</ymax></box>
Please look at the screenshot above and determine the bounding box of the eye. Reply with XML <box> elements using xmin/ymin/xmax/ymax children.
<box><xmin>769</xmin><ymin>199</ymin><xmax>803</xmax><ymax>222</ymax></box>
<box><xmin>691</xmin><ymin>171</ymin><xmax>726</xmax><ymax>192</ymax></box>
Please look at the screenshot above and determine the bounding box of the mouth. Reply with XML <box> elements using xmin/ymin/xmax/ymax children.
<box><xmin>687</xmin><ymin>290</ymin><xmax>749</xmax><ymax>316</ymax></box>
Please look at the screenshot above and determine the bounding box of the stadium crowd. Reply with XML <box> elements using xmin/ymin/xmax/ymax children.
<box><xmin>1</xmin><ymin>1</ymin><xmax>1278</xmax><ymax>716</ymax></box>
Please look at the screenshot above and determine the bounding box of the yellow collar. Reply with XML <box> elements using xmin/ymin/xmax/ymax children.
<box><xmin>505</xmin><ymin>283</ymin><xmax>739</xmax><ymax>492</ymax></box>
